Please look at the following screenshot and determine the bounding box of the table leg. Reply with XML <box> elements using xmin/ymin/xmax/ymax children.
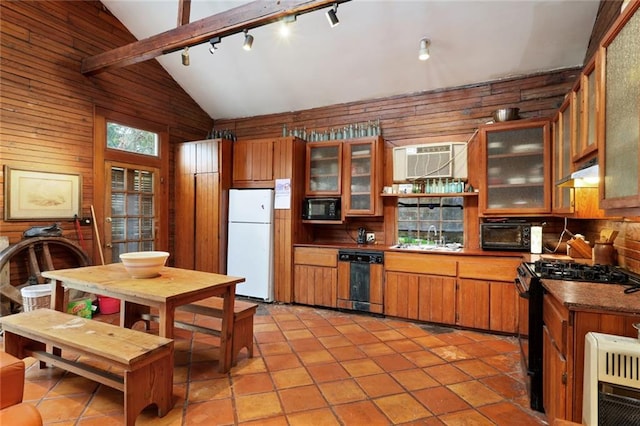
<box><xmin>157</xmin><ymin>304</ymin><xmax>174</xmax><ymax>340</ymax></box>
<box><xmin>218</xmin><ymin>285</ymin><xmax>236</xmax><ymax>373</ymax></box>
<box><xmin>50</xmin><ymin>280</ymin><xmax>65</xmax><ymax>312</ymax></box>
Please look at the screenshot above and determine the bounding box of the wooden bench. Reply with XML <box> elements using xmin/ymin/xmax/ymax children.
<box><xmin>0</xmin><ymin>309</ymin><xmax>174</xmax><ymax>426</ymax></box>
<box><xmin>173</xmin><ymin>297</ymin><xmax>257</xmax><ymax>365</ymax></box>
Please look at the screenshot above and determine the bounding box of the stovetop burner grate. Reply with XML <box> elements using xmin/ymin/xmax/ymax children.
<box><xmin>533</xmin><ymin>261</ymin><xmax>636</xmax><ymax>284</ymax></box>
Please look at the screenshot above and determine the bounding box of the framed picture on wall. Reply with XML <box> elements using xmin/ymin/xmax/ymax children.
<box><xmin>4</xmin><ymin>166</ymin><xmax>81</xmax><ymax>220</ymax></box>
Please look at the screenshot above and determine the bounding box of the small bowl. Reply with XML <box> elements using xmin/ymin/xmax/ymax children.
<box><xmin>492</xmin><ymin>108</ymin><xmax>520</xmax><ymax>122</ymax></box>
<box><xmin>119</xmin><ymin>251</ymin><xmax>169</xmax><ymax>278</ymax></box>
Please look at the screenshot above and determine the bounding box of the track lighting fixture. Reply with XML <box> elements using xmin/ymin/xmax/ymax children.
<box><xmin>418</xmin><ymin>38</ymin><xmax>430</xmax><ymax>61</ymax></box>
<box><xmin>326</xmin><ymin>3</ymin><xmax>339</xmax><ymax>28</ymax></box>
<box><xmin>279</xmin><ymin>15</ymin><xmax>297</xmax><ymax>37</ymax></box>
<box><xmin>209</xmin><ymin>37</ymin><xmax>220</xmax><ymax>54</ymax></box>
<box><xmin>243</xmin><ymin>29</ymin><xmax>254</xmax><ymax>51</ymax></box>
<box><xmin>181</xmin><ymin>46</ymin><xmax>190</xmax><ymax>66</ymax></box>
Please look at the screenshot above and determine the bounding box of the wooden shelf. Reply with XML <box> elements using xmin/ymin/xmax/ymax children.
<box><xmin>381</xmin><ymin>192</ymin><xmax>479</xmax><ymax>198</ymax></box>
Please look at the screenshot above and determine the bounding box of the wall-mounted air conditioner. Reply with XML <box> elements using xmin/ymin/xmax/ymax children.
<box><xmin>392</xmin><ymin>142</ymin><xmax>467</xmax><ymax>182</ymax></box>
<box><xmin>583</xmin><ymin>332</ymin><xmax>640</xmax><ymax>426</ymax></box>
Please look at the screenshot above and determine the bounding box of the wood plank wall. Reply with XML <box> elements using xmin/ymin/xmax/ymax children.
<box><xmin>0</xmin><ymin>1</ymin><xmax>213</xmax><ymax>262</ymax></box>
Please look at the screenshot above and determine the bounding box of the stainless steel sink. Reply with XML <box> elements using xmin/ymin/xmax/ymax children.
<box><xmin>391</xmin><ymin>243</ymin><xmax>462</xmax><ymax>252</ymax></box>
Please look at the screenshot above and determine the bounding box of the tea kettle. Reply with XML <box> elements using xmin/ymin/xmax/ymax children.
<box><xmin>357</xmin><ymin>227</ymin><xmax>367</xmax><ymax>244</ymax></box>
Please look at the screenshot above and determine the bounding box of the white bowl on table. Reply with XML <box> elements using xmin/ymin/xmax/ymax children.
<box><xmin>119</xmin><ymin>251</ymin><xmax>170</xmax><ymax>278</ymax></box>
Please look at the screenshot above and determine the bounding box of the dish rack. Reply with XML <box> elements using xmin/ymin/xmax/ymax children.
<box><xmin>583</xmin><ymin>332</ymin><xmax>640</xmax><ymax>425</ymax></box>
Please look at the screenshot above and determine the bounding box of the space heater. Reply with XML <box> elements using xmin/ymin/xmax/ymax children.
<box><xmin>583</xmin><ymin>332</ymin><xmax>640</xmax><ymax>425</ymax></box>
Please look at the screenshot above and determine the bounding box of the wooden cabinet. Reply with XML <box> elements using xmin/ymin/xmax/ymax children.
<box><xmin>542</xmin><ymin>293</ymin><xmax>570</xmax><ymax>420</ymax></box>
<box><xmin>174</xmin><ymin>139</ymin><xmax>232</xmax><ymax>273</ymax></box>
<box><xmin>479</xmin><ymin>119</ymin><xmax>551</xmax><ymax>215</ymax></box>
<box><xmin>598</xmin><ymin>2</ymin><xmax>640</xmax><ymax>211</ymax></box>
<box><xmin>572</xmin><ymin>55</ymin><xmax>598</xmax><ymax>162</ymax></box>
<box><xmin>542</xmin><ymin>290</ymin><xmax>639</xmax><ymax>422</ymax></box>
<box><xmin>232</xmin><ymin>138</ymin><xmax>274</xmax><ymax>188</ymax></box>
<box><xmin>293</xmin><ymin>247</ymin><xmax>338</xmax><ymax>308</ymax></box>
<box><xmin>552</xmin><ymin>102</ymin><xmax>574</xmax><ymax>214</ymax></box>
<box><xmin>305</xmin><ymin>136</ymin><xmax>383</xmax><ymax>217</ymax></box>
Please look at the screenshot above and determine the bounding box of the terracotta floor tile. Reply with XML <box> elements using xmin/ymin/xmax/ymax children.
<box><xmin>448</xmin><ymin>380</ymin><xmax>503</xmax><ymax>407</ymax></box>
<box><xmin>270</xmin><ymin>366</ymin><xmax>313</xmax><ymax>389</ymax></box>
<box><xmin>386</xmin><ymin>338</ymin><xmax>424</xmax><ymax>353</ymax></box>
<box><xmin>481</xmin><ymin>354</ymin><xmax>522</xmax><ymax>374</ymax></box>
<box><xmin>430</xmin><ymin>344</ymin><xmax>473</xmax><ymax>362</ymax></box>
<box><xmin>48</xmin><ymin>374</ymin><xmax>99</xmax><ymax>396</ymax></box>
<box><xmin>271</xmin><ymin>313</ymin><xmax>299</xmax><ymax>322</ymax></box>
<box><xmin>482</xmin><ymin>338</ymin><xmax>519</xmax><ymax>353</ymax></box>
<box><xmin>478</xmin><ymin>401</ymin><xmax>547</xmax><ymax>425</ymax></box>
<box><xmin>263</xmin><ymin>353</ymin><xmax>302</xmax><ymax>371</ymax></box>
<box><xmin>23</xmin><ymin>378</ymin><xmax>56</xmax><ymax>401</ymax></box>
<box><xmin>436</xmin><ymin>333</ymin><xmax>476</xmax><ymax>346</ymax></box>
<box><xmin>359</xmin><ymin>342</ymin><xmax>396</xmax><ymax>357</ymax></box>
<box><xmin>235</xmin><ymin>391</ymin><xmax>283</xmax><ymax>422</ymax></box>
<box><xmin>239</xmin><ymin>415</ymin><xmax>289</xmax><ymax>426</ymax></box>
<box><xmin>282</xmin><ymin>329</ymin><xmax>315</xmax><ymax>340</ymax></box>
<box><xmin>254</xmin><ymin>330</ymin><xmax>286</xmax><ymax>344</ymax></box>
<box><xmin>76</xmin><ymin>413</ymin><xmax>126</xmax><ymax>425</ymax></box>
<box><xmin>335</xmin><ymin>323</ymin><xmax>367</xmax><ymax>334</ymax></box>
<box><xmin>306</xmin><ymin>362</ymin><xmax>350</xmax><ymax>383</ymax></box>
<box><xmin>326</xmin><ymin>345</ymin><xmax>367</xmax><ymax>361</ymax></box>
<box><xmin>355</xmin><ymin>373</ymin><xmax>404</xmax><ymax>397</ymax></box>
<box><xmin>300</xmin><ymin>318</ymin><xmax>332</xmax><ymax>328</ymax></box>
<box><xmin>397</xmin><ymin>325</ymin><xmax>431</xmax><ymax>338</ymax></box>
<box><xmin>286</xmin><ymin>407</ymin><xmax>340</xmax><ymax>426</ymax></box>
<box><xmin>357</xmin><ymin>319</ymin><xmax>392</xmax><ymax>332</ymax></box>
<box><xmin>81</xmin><ymin>386</ymin><xmax>123</xmax><ymax>417</ymax></box>
<box><xmin>318</xmin><ymin>379</ymin><xmax>367</xmax><ymax>404</ymax></box>
<box><xmin>37</xmin><ymin>394</ymin><xmax>93</xmax><ymax>423</ymax></box>
<box><xmin>232</xmin><ymin>372</ymin><xmax>274</xmax><ymax>395</ymax></box>
<box><xmin>345</xmin><ymin>331</ymin><xmax>382</xmax><ymax>345</ymax></box>
<box><xmin>183</xmin><ymin>398</ymin><xmax>235</xmax><ymax>425</ymax></box>
<box><xmin>258</xmin><ymin>341</ymin><xmax>293</xmax><ymax>356</ymax></box>
<box><xmin>413</xmin><ymin>386</ymin><xmax>470</xmax><ymax>415</ymax></box>
<box><xmin>325</xmin><ymin>316</ymin><xmax>356</xmax><ymax>326</ymax></box>
<box><xmin>189</xmin><ymin>361</ymin><xmax>228</xmax><ymax>381</ymax></box>
<box><xmin>456</xmin><ymin>341</ymin><xmax>500</xmax><ymax>358</ymax></box>
<box><xmin>425</xmin><ymin>364</ymin><xmax>471</xmax><ymax>385</ymax></box>
<box><xmin>309</xmin><ymin>325</ymin><xmax>341</xmax><ymax>337</ymax></box>
<box><xmin>374</xmin><ymin>393</ymin><xmax>433</xmax><ymax>423</ymax></box>
<box><xmin>480</xmin><ymin>374</ymin><xmax>528</xmax><ymax>399</ymax></box>
<box><xmin>341</xmin><ymin>358</ymin><xmax>385</xmax><ymax>377</ymax></box>
<box><xmin>391</xmin><ymin>369</ymin><xmax>440</xmax><ymax>391</ymax></box>
<box><xmin>230</xmin><ymin>357</ymin><xmax>267</xmax><ymax>375</ymax></box>
<box><xmin>318</xmin><ymin>335</ymin><xmax>353</xmax><ymax>348</ymax></box>
<box><xmin>279</xmin><ymin>384</ymin><xmax>327</xmax><ymax>413</ymax></box>
<box><xmin>277</xmin><ymin>319</ymin><xmax>307</xmax><ymax>331</ymax></box>
<box><xmin>297</xmin><ymin>349</ymin><xmax>335</xmax><ymax>365</ymax></box>
<box><xmin>413</xmin><ymin>335</ymin><xmax>449</xmax><ymax>348</ymax></box>
<box><xmin>288</xmin><ymin>337</ymin><xmax>325</xmax><ymax>352</ymax></box>
<box><xmin>372</xmin><ymin>329</ymin><xmax>406</xmax><ymax>341</ymax></box>
<box><xmin>403</xmin><ymin>349</ymin><xmax>446</xmax><ymax>368</ymax></box>
<box><xmin>188</xmin><ymin>377</ymin><xmax>232</xmax><ymax>402</ymax></box>
<box><xmin>437</xmin><ymin>408</ymin><xmax>495</xmax><ymax>425</ymax></box>
<box><xmin>452</xmin><ymin>359</ymin><xmax>500</xmax><ymax>378</ymax></box>
<box><xmin>372</xmin><ymin>353</ymin><xmax>417</xmax><ymax>372</ymax></box>
<box><xmin>333</xmin><ymin>400</ymin><xmax>392</xmax><ymax>425</ymax></box>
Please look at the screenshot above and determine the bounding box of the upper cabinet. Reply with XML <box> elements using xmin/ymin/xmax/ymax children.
<box><xmin>305</xmin><ymin>136</ymin><xmax>384</xmax><ymax>217</ymax></box>
<box><xmin>552</xmin><ymin>104</ymin><xmax>573</xmax><ymax>214</ymax></box>
<box><xmin>232</xmin><ymin>138</ymin><xmax>275</xmax><ymax>188</ymax></box>
<box><xmin>572</xmin><ymin>56</ymin><xmax>598</xmax><ymax>162</ymax></box>
<box><xmin>479</xmin><ymin>119</ymin><xmax>551</xmax><ymax>215</ymax></box>
<box><xmin>598</xmin><ymin>2</ymin><xmax>640</xmax><ymax>210</ymax></box>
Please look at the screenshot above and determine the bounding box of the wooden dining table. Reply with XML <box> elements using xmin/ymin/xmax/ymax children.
<box><xmin>42</xmin><ymin>263</ymin><xmax>245</xmax><ymax>373</ymax></box>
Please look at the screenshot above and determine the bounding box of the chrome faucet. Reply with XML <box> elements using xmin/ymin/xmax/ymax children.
<box><xmin>427</xmin><ymin>225</ymin><xmax>438</xmax><ymax>245</ymax></box>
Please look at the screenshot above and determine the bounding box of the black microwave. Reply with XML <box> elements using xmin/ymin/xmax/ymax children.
<box><xmin>302</xmin><ymin>197</ymin><xmax>341</xmax><ymax>221</ymax></box>
<box><xmin>480</xmin><ymin>223</ymin><xmax>531</xmax><ymax>251</ymax></box>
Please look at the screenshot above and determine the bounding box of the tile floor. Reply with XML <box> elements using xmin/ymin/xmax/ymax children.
<box><xmin>6</xmin><ymin>303</ymin><xmax>549</xmax><ymax>425</ymax></box>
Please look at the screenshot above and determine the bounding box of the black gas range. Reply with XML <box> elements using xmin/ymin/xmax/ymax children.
<box><xmin>515</xmin><ymin>260</ymin><xmax>640</xmax><ymax>413</ymax></box>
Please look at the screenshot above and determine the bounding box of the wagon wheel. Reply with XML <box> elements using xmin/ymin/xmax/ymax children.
<box><xmin>0</xmin><ymin>237</ymin><xmax>92</xmax><ymax>312</ymax></box>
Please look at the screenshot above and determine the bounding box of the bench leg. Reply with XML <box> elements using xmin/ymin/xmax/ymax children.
<box><xmin>232</xmin><ymin>314</ymin><xmax>255</xmax><ymax>365</ymax></box>
<box><xmin>123</xmin><ymin>349</ymin><xmax>174</xmax><ymax>426</ymax></box>
<box><xmin>3</xmin><ymin>331</ymin><xmax>46</xmax><ymax>367</ymax></box>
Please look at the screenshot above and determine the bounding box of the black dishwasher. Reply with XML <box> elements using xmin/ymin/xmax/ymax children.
<box><xmin>337</xmin><ymin>250</ymin><xmax>384</xmax><ymax>313</ymax></box>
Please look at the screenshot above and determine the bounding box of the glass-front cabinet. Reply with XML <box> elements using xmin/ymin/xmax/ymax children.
<box><xmin>553</xmin><ymin>99</ymin><xmax>574</xmax><ymax>214</ymax></box>
<box><xmin>343</xmin><ymin>138</ymin><xmax>382</xmax><ymax>215</ymax></box>
<box><xmin>306</xmin><ymin>142</ymin><xmax>342</xmax><ymax>195</ymax></box>
<box><xmin>479</xmin><ymin>119</ymin><xmax>551</xmax><ymax>215</ymax></box>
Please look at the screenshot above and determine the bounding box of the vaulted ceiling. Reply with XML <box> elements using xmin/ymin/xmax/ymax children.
<box><xmin>100</xmin><ymin>0</ymin><xmax>601</xmax><ymax>120</ymax></box>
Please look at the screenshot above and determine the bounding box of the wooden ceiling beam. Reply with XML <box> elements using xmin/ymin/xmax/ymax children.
<box><xmin>177</xmin><ymin>0</ymin><xmax>191</xmax><ymax>27</ymax></box>
<box><xmin>83</xmin><ymin>0</ymin><xmax>348</xmax><ymax>76</ymax></box>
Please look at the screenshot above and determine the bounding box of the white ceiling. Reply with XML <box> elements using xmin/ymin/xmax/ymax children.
<box><xmin>100</xmin><ymin>0</ymin><xmax>601</xmax><ymax>120</ymax></box>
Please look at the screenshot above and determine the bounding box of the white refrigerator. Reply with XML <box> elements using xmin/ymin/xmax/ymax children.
<box><xmin>227</xmin><ymin>189</ymin><xmax>275</xmax><ymax>302</ymax></box>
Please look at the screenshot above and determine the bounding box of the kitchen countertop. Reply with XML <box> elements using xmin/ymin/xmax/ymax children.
<box><xmin>294</xmin><ymin>242</ymin><xmax>526</xmax><ymax>257</ymax></box>
<box><xmin>542</xmin><ymin>279</ymin><xmax>640</xmax><ymax>316</ymax></box>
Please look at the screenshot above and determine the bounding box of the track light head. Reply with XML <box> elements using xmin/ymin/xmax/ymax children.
<box><xmin>418</xmin><ymin>38</ymin><xmax>430</xmax><ymax>61</ymax></box>
<box><xmin>326</xmin><ymin>4</ymin><xmax>339</xmax><ymax>28</ymax></box>
<box><xmin>209</xmin><ymin>37</ymin><xmax>220</xmax><ymax>54</ymax></box>
<box><xmin>243</xmin><ymin>30</ymin><xmax>254</xmax><ymax>51</ymax></box>
<box><xmin>279</xmin><ymin>15</ymin><xmax>297</xmax><ymax>37</ymax></box>
<box><xmin>181</xmin><ymin>46</ymin><xmax>190</xmax><ymax>66</ymax></box>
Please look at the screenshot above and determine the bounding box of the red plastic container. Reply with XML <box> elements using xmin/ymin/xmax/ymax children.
<box><xmin>98</xmin><ymin>295</ymin><xmax>120</xmax><ymax>314</ymax></box>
